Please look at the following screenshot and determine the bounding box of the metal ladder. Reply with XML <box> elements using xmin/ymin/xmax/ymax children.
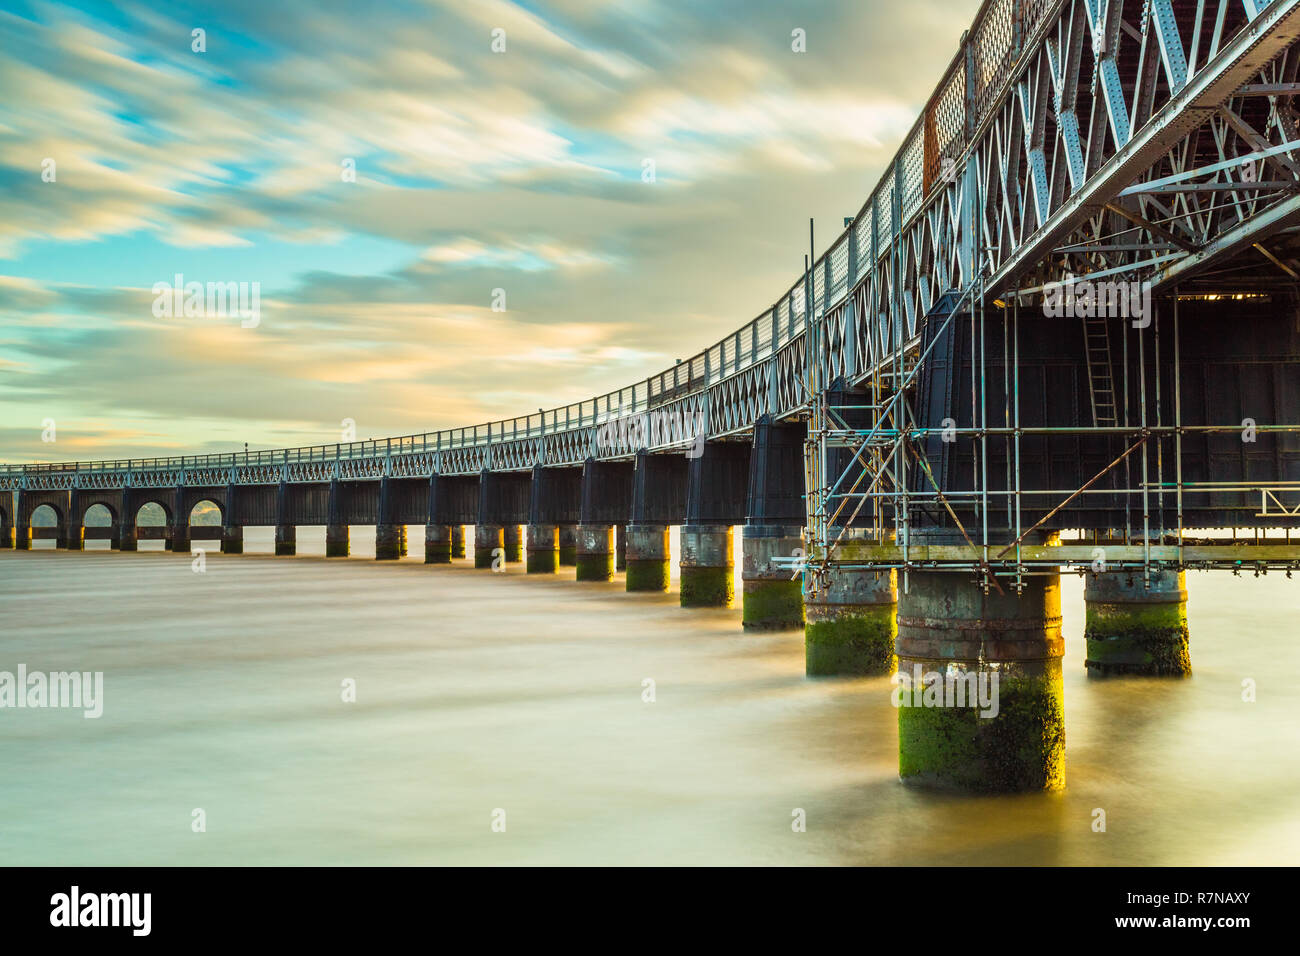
<box><xmin>1083</xmin><ymin>316</ymin><xmax>1118</xmax><ymax>427</ymax></box>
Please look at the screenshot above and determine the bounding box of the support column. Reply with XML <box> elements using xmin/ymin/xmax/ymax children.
<box><xmin>170</xmin><ymin>485</ymin><xmax>190</xmax><ymax>555</ymax></box>
<box><xmin>741</xmin><ymin>525</ymin><xmax>803</xmax><ymax>630</ymax></box>
<box><xmin>742</xmin><ymin>417</ymin><xmax>807</xmax><ymax>629</ymax></box>
<box><xmin>558</xmin><ymin>524</ymin><xmax>578</xmax><ymax>565</ymax></box>
<box><xmin>116</xmin><ymin>490</ymin><xmax>136</xmax><ymax>552</ymax></box>
<box><xmin>576</xmin><ymin>524</ymin><xmax>615</xmax><ymax>581</ymax></box>
<box><xmin>325</xmin><ymin>478</ymin><xmax>348</xmax><ymax>557</ymax></box>
<box><xmin>450</xmin><ymin>525</ymin><xmax>466</xmax><ymax>559</ymax></box>
<box><xmin>615</xmin><ymin>525</ymin><xmax>627</xmax><ymax>572</ymax></box>
<box><xmin>503</xmin><ymin>523</ymin><xmax>523</xmax><ymax>563</ymax></box>
<box><xmin>625</xmin><ymin>524</ymin><xmax>670</xmax><ymax>591</ymax></box>
<box><xmin>274</xmin><ymin>480</ymin><xmax>296</xmax><ymax>556</ymax></box>
<box><xmin>475</xmin><ymin>524</ymin><xmax>503</xmax><ymax>568</ymax></box>
<box><xmin>0</xmin><ymin>507</ymin><xmax>12</xmax><ymax>549</ymax></box>
<box><xmin>896</xmin><ymin>570</ymin><xmax>1065</xmax><ymax>793</ymax></box>
<box><xmin>679</xmin><ymin>441</ymin><xmax>747</xmax><ymax>608</ymax></box>
<box><xmin>14</xmin><ymin>491</ymin><xmax>30</xmax><ymax>550</ymax></box>
<box><xmin>526</xmin><ymin>524</ymin><xmax>558</xmax><ymax>573</ymax></box>
<box><xmin>424</xmin><ymin>523</ymin><xmax>452</xmax><ymax>564</ymax></box>
<box><xmin>65</xmin><ymin>488</ymin><xmax>84</xmax><ymax>551</ymax></box>
<box><xmin>1084</xmin><ymin>569</ymin><xmax>1191</xmax><ymax>677</ymax></box>
<box><xmin>376</xmin><ymin>476</ymin><xmax>402</xmax><ymax>560</ymax></box>
<box><xmin>805</xmin><ymin>561</ymin><xmax>897</xmax><ymax>675</ymax></box>
<box><xmin>222</xmin><ymin>483</ymin><xmax>243</xmax><ymax>554</ymax></box>
<box><xmin>679</xmin><ymin>525</ymin><xmax>733</xmax><ymax>606</ymax></box>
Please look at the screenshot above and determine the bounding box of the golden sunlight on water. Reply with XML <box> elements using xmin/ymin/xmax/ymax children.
<box><xmin>2</xmin><ymin>528</ymin><xmax>1297</xmax><ymax>865</ymax></box>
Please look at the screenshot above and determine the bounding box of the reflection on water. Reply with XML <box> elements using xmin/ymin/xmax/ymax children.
<box><xmin>2</xmin><ymin>527</ymin><xmax>1297</xmax><ymax>865</ymax></box>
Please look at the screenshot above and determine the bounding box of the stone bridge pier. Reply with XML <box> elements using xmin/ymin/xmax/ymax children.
<box><xmin>1084</xmin><ymin>567</ymin><xmax>1191</xmax><ymax>677</ymax></box>
<box><xmin>680</xmin><ymin>441</ymin><xmax>750</xmax><ymax>607</ymax></box>
<box><xmin>626</xmin><ymin>449</ymin><xmax>687</xmax><ymax>592</ymax></box>
<box><xmin>476</xmin><ymin>470</ymin><xmax>529</xmax><ymax>569</ymax></box>
<box><xmin>576</xmin><ymin>458</ymin><xmax>633</xmax><ymax>582</ymax></box>
<box><xmin>526</xmin><ymin>464</ymin><xmax>581</xmax><ymax>574</ymax></box>
<box><xmin>895</xmin><ymin>531</ymin><xmax>1066</xmax><ymax>793</ymax></box>
<box><xmin>742</xmin><ymin>416</ymin><xmax>805</xmax><ymax>630</ymax></box>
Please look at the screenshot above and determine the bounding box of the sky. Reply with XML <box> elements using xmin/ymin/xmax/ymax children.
<box><xmin>0</xmin><ymin>0</ymin><xmax>979</xmax><ymax>463</ymax></box>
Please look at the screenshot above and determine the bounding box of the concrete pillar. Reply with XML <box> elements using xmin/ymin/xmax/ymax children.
<box><xmin>558</xmin><ymin>524</ymin><xmax>578</xmax><ymax>565</ymax></box>
<box><xmin>171</xmin><ymin>486</ymin><xmax>190</xmax><ymax>555</ymax></box>
<box><xmin>475</xmin><ymin>524</ymin><xmax>503</xmax><ymax>568</ymax></box>
<box><xmin>896</xmin><ymin>571</ymin><xmax>1065</xmax><ymax>793</ymax></box>
<box><xmin>0</xmin><ymin>518</ymin><xmax>12</xmax><ymax>549</ymax></box>
<box><xmin>526</xmin><ymin>524</ymin><xmax>558</xmax><ymax>573</ymax></box>
<box><xmin>680</xmin><ymin>524</ymin><xmax>733</xmax><ymax>607</ymax></box>
<box><xmin>576</xmin><ymin>524</ymin><xmax>615</xmax><ymax>581</ymax></box>
<box><xmin>376</xmin><ymin>524</ymin><xmax>405</xmax><ymax>560</ymax></box>
<box><xmin>451</xmin><ymin>525</ymin><xmax>466</xmax><ymax>559</ymax></box>
<box><xmin>805</xmin><ymin>565</ymin><xmax>896</xmax><ymax>675</ymax></box>
<box><xmin>222</xmin><ymin>526</ymin><xmax>244</xmax><ymax>554</ymax></box>
<box><xmin>625</xmin><ymin>523</ymin><xmax>670</xmax><ymax>592</ymax></box>
<box><xmin>615</xmin><ymin>525</ymin><xmax>627</xmax><ymax>571</ymax></box>
<box><xmin>1084</xmin><ymin>569</ymin><xmax>1191</xmax><ymax>677</ymax></box>
<box><xmin>741</xmin><ymin>525</ymin><xmax>804</xmax><ymax>630</ymax></box>
<box><xmin>221</xmin><ymin>483</ymin><xmax>242</xmax><ymax>554</ymax></box>
<box><xmin>503</xmin><ymin>523</ymin><xmax>523</xmax><ymax>563</ymax></box>
<box><xmin>274</xmin><ymin>524</ymin><xmax>296</xmax><ymax>556</ymax></box>
<box><xmin>742</xmin><ymin>416</ymin><xmax>807</xmax><ymax>630</ymax></box>
<box><xmin>424</xmin><ymin>523</ymin><xmax>452</xmax><ymax>564</ymax></box>
<box><xmin>14</xmin><ymin>491</ymin><xmax>29</xmax><ymax>550</ymax></box>
<box><xmin>319</xmin><ymin>524</ymin><xmax>344</xmax><ymax>556</ymax></box>
<box><xmin>376</xmin><ymin>476</ymin><xmax>403</xmax><ymax>560</ymax></box>
<box><xmin>117</xmin><ymin>524</ymin><xmax>137</xmax><ymax>552</ymax></box>
<box><xmin>275</xmin><ymin>481</ymin><xmax>295</xmax><ymax>555</ymax></box>
<box><xmin>65</xmin><ymin>489</ymin><xmax>84</xmax><ymax>551</ymax></box>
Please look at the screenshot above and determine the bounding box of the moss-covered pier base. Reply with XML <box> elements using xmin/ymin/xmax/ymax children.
<box><xmin>526</xmin><ymin>524</ymin><xmax>558</xmax><ymax>573</ymax></box>
<box><xmin>679</xmin><ymin>524</ymin><xmax>733</xmax><ymax>607</ymax></box>
<box><xmin>558</xmin><ymin>523</ymin><xmax>578</xmax><ymax>566</ymax></box>
<box><xmin>424</xmin><ymin>523</ymin><xmax>452</xmax><ymax>564</ymax></box>
<box><xmin>502</xmin><ymin>523</ymin><xmax>523</xmax><ymax>563</ymax></box>
<box><xmin>741</xmin><ymin>525</ymin><xmax>804</xmax><ymax>630</ymax></box>
<box><xmin>896</xmin><ymin>570</ymin><xmax>1066</xmax><ymax>793</ymax></box>
<box><xmin>805</xmin><ymin>554</ymin><xmax>896</xmax><ymax>676</ymax></box>
<box><xmin>1084</xmin><ymin>568</ymin><xmax>1191</xmax><ymax>677</ymax></box>
<box><xmin>576</xmin><ymin>523</ymin><xmax>614</xmax><ymax>581</ymax></box>
<box><xmin>474</xmin><ymin>524</ymin><xmax>503</xmax><ymax>568</ymax></box>
<box><xmin>625</xmin><ymin>523</ymin><xmax>670</xmax><ymax>592</ymax></box>
<box><xmin>324</xmin><ymin>523</ymin><xmax>347</xmax><ymax>557</ymax></box>
<box><xmin>375</xmin><ymin>523</ymin><xmax>406</xmax><ymax>560</ymax></box>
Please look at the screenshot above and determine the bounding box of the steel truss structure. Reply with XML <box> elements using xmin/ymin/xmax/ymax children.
<box><xmin>804</xmin><ymin>0</ymin><xmax>1300</xmax><ymax>589</ymax></box>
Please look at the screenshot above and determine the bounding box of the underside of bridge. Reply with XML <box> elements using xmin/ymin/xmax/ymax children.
<box><xmin>5</xmin><ymin>0</ymin><xmax>1300</xmax><ymax>796</ymax></box>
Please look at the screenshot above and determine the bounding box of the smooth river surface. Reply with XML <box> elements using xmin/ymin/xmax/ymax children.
<box><xmin>2</xmin><ymin>528</ymin><xmax>1297</xmax><ymax>865</ymax></box>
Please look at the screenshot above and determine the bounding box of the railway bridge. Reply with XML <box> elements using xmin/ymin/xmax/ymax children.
<box><xmin>5</xmin><ymin>0</ymin><xmax>1300</xmax><ymax>793</ymax></box>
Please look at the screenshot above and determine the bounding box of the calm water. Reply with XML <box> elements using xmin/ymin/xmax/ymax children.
<box><xmin>2</xmin><ymin>527</ymin><xmax>1297</xmax><ymax>865</ymax></box>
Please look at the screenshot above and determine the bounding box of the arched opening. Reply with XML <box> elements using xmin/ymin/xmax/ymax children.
<box><xmin>188</xmin><ymin>499</ymin><xmax>224</xmax><ymax>546</ymax></box>
<box><xmin>82</xmin><ymin>502</ymin><xmax>116</xmax><ymax>550</ymax></box>
<box><xmin>29</xmin><ymin>503</ymin><xmax>64</xmax><ymax>550</ymax></box>
<box><xmin>135</xmin><ymin>501</ymin><xmax>171</xmax><ymax>551</ymax></box>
